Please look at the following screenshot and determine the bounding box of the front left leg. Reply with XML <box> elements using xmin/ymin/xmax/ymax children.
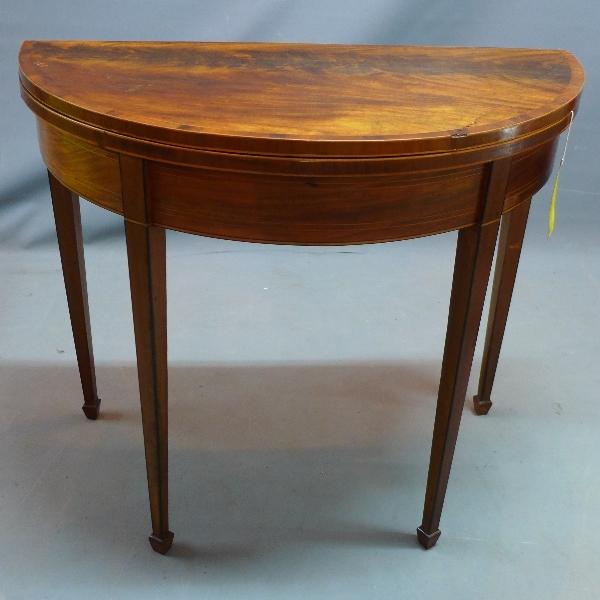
<box><xmin>49</xmin><ymin>172</ymin><xmax>101</xmax><ymax>419</ymax></box>
<box><xmin>125</xmin><ymin>220</ymin><xmax>173</xmax><ymax>554</ymax></box>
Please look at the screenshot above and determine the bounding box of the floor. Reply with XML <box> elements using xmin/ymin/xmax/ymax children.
<box><xmin>0</xmin><ymin>192</ymin><xmax>598</xmax><ymax>600</ymax></box>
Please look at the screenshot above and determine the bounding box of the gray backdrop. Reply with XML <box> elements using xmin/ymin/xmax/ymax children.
<box><xmin>1</xmin><ymin>0</ymin><xmax>598</xmax><ymax>246</ymax></box>
<box><xmin>1</xmin><ymin>2</ymin><xmax>599</xmax><ymax>599</ymax></box>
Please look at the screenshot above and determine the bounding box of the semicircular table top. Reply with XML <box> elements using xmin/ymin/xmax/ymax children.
<box><xmin>19</xmin><ymin>40</ymin><xmax>584</xmax><ymax>157</ymax></box>
<box><xmin>15</xmin><ymin>40</ymin><xmax>587</xmax><ymax>556</ymax></box>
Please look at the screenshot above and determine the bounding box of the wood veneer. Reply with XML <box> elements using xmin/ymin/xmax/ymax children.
<box><xmin>18</xmin><ymin>40</ymin><xmax>584</xmax><ymax>555</ymax></box>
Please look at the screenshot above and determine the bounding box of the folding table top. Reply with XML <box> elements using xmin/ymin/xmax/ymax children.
<box><xmin>19</xmin><ymin>41</ymin><xmax>584</xmax><ymax>157</ymax></box>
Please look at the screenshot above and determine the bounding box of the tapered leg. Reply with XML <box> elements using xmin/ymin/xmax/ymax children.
<box><xmin>124</xmin><ymin>221</ymin><xmax>173</xmax><ymax>554</ymax></box>
<box><xmin>49</xmin><ymin>172</ymin><xmax>101</xmax><ymax>420</ymax></box>
<box><xmin>417</xmin><ymin>221</ymin><xmax>501</xmax><ymax>549</ymax></box>
<box><xmin>473</xmin><ymin>198</ymin><xmax>532</xmax><ymax>415</ymax></box>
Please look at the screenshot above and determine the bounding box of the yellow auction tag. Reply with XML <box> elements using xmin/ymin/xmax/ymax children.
<box><xmin>547</xmin><ymin>171</ymin><xmax>560</xmax><ymax>237</ymax></box>
<box><xmin>548</xmin><ymin>111</ymin><xmax>574</xmax><ymax>238</ymax></box>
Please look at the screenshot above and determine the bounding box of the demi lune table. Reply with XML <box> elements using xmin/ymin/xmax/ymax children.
<box><xmin>18</xmin><ymin>41</ymin><xmax>584</xmax><ymax>554</ymax></box>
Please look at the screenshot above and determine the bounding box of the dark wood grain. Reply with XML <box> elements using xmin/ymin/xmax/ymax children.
<box><xmin>19</xmin><ymin>41</ymin><xmax>585</xmax><ymax>555</ymax></box>
<box><xmin>21</xmin><ymin>89</ymin><xmax>573</xmax><ymax>175</ymax></box>
<box><xmin>504</xmin><ymin>140</ymin><xmax>558</xmax><ymax>209</ymax></box>
<box><xmin>19</xmin><ymin>41</ymin><xmax>583</xmax><ymax>157</ymax></box>
<box><xmin>48</xmin><ymin>172</ymin><xmax>101</xmax><ymax>419</ymax></box>
<box><xmin>122</xmin><ymin>156</ymin><xmax>173</xmax><ymax>554</ymax></box>
<box><xmin>473</xmin><ymin>197</ymin><xmax>532</xmax><ymax>415</ymax></box>
<box><xmin>147</xmin><ymin>162</ymin><xmax>486</xmax><ymax>244</ymax></box>
<box><xmin>31</xmin><ymin>106</ymin><xmax>561</xmax><ymax>245</ymax></box>
<box><xmin>39</xmin><ymin>120</ymin><xmax>122</xmax><ymax>214</ymax></box>
<box><xmin>417</xmin><ymin>158</ymin><xmax>511</xmax><ymax>548</ymax></box>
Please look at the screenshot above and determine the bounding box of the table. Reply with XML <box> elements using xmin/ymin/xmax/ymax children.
<box><xmin>18</xmin><ymin>41</ymin><xmax>584</xmax><ymax>554</ymax></box>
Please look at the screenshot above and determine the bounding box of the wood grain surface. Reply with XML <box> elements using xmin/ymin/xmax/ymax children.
<box><xmin>21</xmin><ymin>41</ymin><xmax>580</xmax><ymax>243</ymax></box>
<box><xmin>19</xmin><ymin>41</ymin><xmax>584</xmax><ymax>156</ymax></box>
<box><xmin>18</xmin><ymin>40</ymin><xmax>585</xmax><ymax>554</ymax></box>
<box><xmin>38</xmin><ymin>119</ymin><xmax>122</xmax><ymax>213</ymax></box>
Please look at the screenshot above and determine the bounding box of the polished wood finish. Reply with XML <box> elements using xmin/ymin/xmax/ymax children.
<box><xmin>122</xmin><ymin>156</ymin><xmax>173</xmax><ymax>554</ymax></box>
<box><xmin>31</xmin><ymin>109</ymin><xmax>559</xmax><ymax>244</ymax></box>
<box><xmin>147</xmin><ymin>162</ymin><xmax>487</xmax><ymax>244</ymax></box>
<box><xmin>19</xmin><ymin>41</ymin><xmax>582</xmax><ymax>157</ymax></box>
<box><xmin>24</xmin><ymin>92</ymin><xmax>573</xmax><ymax>174</ymax></box>
<box><xmin>474</xmin><ymin>197</ymin><xmax>532</xmax><ymax>415</ymax></box>
<box><xmin>19</xmin><ymin>41</ymin><xmax>584</xmax><ymax>555</ymax></box>
<box><xmin>30</xmin><ymin>113</ymin><xmax>561</xmax><ymax>243</ymax></box>
<box><xmin>49</xmin><ymin>172</ymin><xmax>101</xmax><ymax>419</ymax></box>
<box><xmin>418</xmin><ymin>158</ymin><xmax>510</xmax><ymax>547</ymax></box>
<box><xmin>39</xmin><ymin>120</ymin><xmax>122</xmax><ymax>214</ymax></box>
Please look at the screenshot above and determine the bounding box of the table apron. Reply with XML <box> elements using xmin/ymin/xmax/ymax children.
<box><xmin>36</xmin><ymin>118</ymin><xmax>558</xmax><ymax>244</ymax></box>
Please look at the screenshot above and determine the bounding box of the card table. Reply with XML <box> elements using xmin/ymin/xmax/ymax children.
<box><xmin>18</xmin><ymin>41</ymin><xmax>584</xmax><ymax>554</ymax></box>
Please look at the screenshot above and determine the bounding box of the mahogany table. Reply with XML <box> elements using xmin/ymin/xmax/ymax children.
<box><xmin>18</xmin><ymin>41</ymin><xmax>584</xmax><ymax>554</ymax></box>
